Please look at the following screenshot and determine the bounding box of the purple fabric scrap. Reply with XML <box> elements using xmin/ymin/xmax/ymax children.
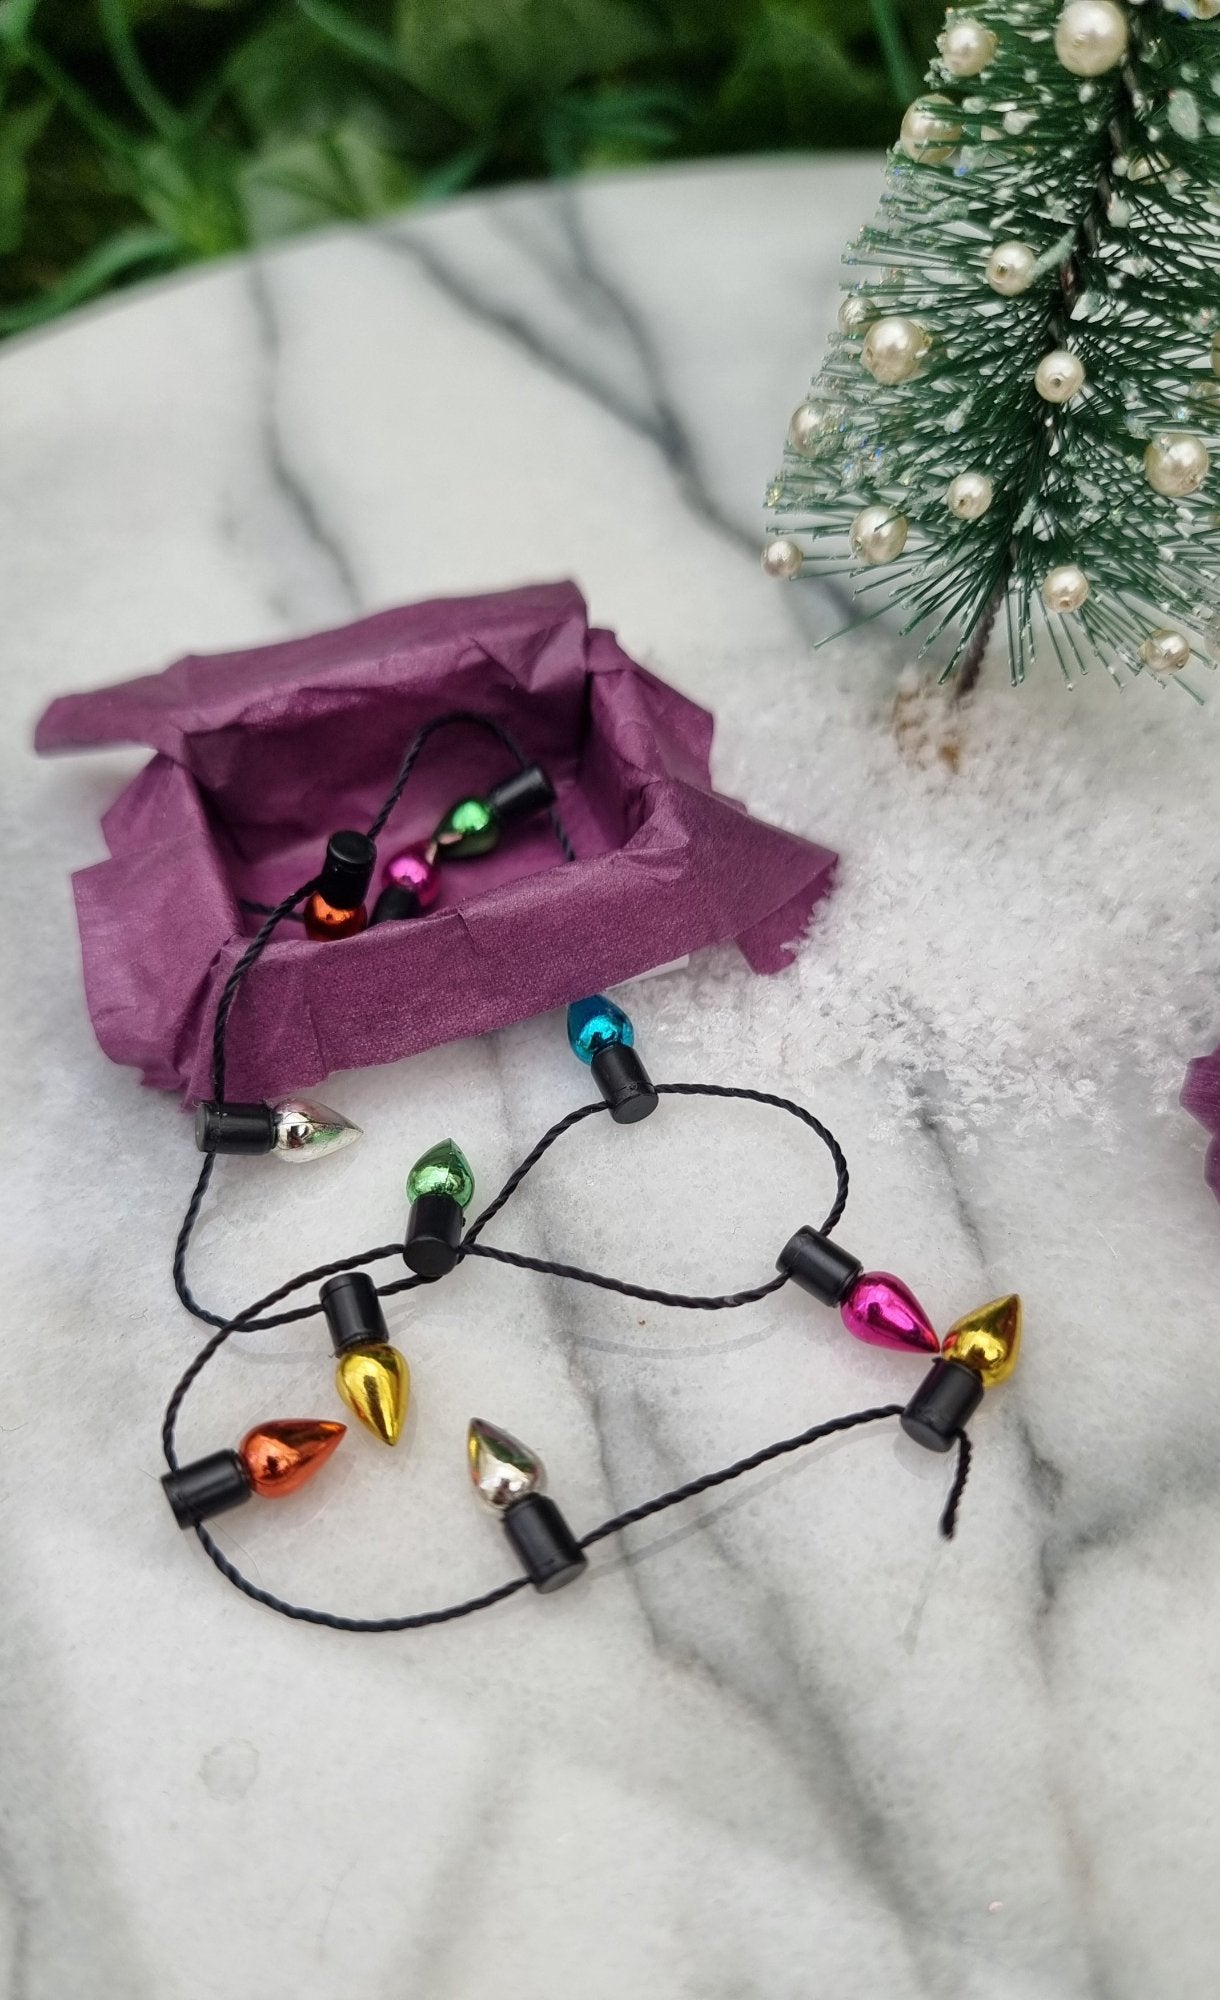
<box><xmin>35</xmin><ymin>582</ymin><xmax>837</xmax><ymax>1102</ymax></box>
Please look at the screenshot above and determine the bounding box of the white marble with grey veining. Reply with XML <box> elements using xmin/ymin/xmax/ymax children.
<box><xmin>3</xmin><ymin>157</ymin><xmax>1220</xmax><ymax>2000</ymax></box>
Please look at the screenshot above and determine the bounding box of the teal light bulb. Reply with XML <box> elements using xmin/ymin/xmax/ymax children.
<box><xmin>406</xmin><ymin>1138</ymin><xmax>475</xmax><ymax>1211</ymax></box>
<box><xmin>566</xmin><ymin>995</ymin><xmax>634</xmax><ymax>1065</ymax></box>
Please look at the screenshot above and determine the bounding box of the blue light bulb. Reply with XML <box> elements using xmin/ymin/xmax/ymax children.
<box><xmin>566</xmin><ymin>995</ymin><xmax>634</xmax><ymax>1064</ymax></box>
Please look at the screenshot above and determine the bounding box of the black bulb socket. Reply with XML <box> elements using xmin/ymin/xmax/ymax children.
<box><xmin>484</xmin><ymin>764</ymin><xmax>555</xmax><ymax>827</ymax></box>
<box><xmin>370</xmin><ymin>882</ymin><xmax>422</xmax><ymax>925</ymax></box>
<box><xmin>194</xmin><ymin>1100</ymin><xmax>276</xmax><ymax>1156</ymax></box>
<box><xmin>162</xmin><ymin>1450</ymin><xmax>251</xmax><ymax>1529</ymax></box>
<box><xmin>317</xmin><ymin>830</ymin><xmax>376</xmax><ymax>910</ymax></box>
<box><xmin>591</xmin><ymin>1042</ymin><xmax>659</xmax><ymax>1124</ymax></box>
<box><xmin>404</xmin><ymin>1193</ymin><xmax>463</xmax><ymax>1278</ymax></box>
<box><xmin>321</xmin><ymin>1269</ymin><xmax>390</xmax><ymax>1357</ymax></box>
<box><xmin>901</xmin><ymin>1359</ymin><xmax>984</xmax><ymax>1454</ymax></box>
<box><xmin>776</xmin><ymin>1226</ymin><xmax>862</xmax><ymax>1307</ymax></box>
<box><xmin>503</xmin><ymin>1493</ymin><xmax>587</xmax><ymax>1593</ymax></box>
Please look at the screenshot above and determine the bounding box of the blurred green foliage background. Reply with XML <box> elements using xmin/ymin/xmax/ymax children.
<box><xmin>0</xmin><ymin>0</ymin><xmax>942</xmax><ymax>336</ymax></box>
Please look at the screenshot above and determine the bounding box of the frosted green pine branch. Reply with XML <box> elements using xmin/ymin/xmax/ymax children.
<box><xmin>766</xmin><ymin>0</ymin><xmax>1220</xmax><ymax>698</ymax></box>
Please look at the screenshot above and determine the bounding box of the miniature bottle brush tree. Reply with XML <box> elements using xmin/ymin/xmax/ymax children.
<box><xmin>764</xmin><ymin>1</ymin><xmax>1220</xmax><ymax>697</ymax></box>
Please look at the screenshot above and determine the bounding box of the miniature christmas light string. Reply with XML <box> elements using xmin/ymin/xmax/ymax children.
<box><xmin>162</xmin><ymin>711</ymin><xmax>1013</xmax><ymax>1628</ymax></box>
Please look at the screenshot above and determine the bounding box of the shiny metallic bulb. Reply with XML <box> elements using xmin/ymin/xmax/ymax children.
<box><xmin>272</xmin><ymin>1097</ymin><xmax>362</xmax><ymax>1162</ymax></box>
<box><xmin>941</xmin><ymin>1295</ymin><xmax>1023</xmax><ymax>1387</ymax></box>
<box><xmin>468</xmin><ymin>1419</ymin><xmax>544</xmax><ymax>1512</ymax></box>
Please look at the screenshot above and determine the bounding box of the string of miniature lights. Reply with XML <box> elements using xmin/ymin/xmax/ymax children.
<box><xmin>161</xmin><ymin>710</ymin><xmax>1020</xmax><ymax>1626</ymax></box>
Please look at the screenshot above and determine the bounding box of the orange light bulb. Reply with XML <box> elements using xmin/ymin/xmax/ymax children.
<box><xmin>303</xmin><ymin>892</ymin><xmax>368</xmax><ymax>941</ymax></box>
<box><xmin>239</xmin><ymin>1418</ymin><xmax>346</xmax><ymax>1497</ymax></box>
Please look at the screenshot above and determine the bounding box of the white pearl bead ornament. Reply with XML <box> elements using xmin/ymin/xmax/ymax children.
<box><xmin>985</xmin><ymin>241</ymin><xmax>1038</xmax><ymax>296</ymax></box>
<box><xmin>946</xmin><ymin>472</ymin><xmax>994</xmax><ymax>519</ymax></box>
<box><xmin>939</xmin><ymin>19</ymin><xmax>999</xmax><ymax>77</ymax></box>
<box><xmin>1054</xmin><ymin>1</ymin><xmax>1129</xmax><ymax>77</ymax></box>
<box><xmin>1035</xmin><ymin>349</ymin><xmax>1086</xmax><ymax>403</ymax></box>
<box><xmin>787</xmin><ymin>403</ymin><xmax>827</xmax><ymax>456</ymax></box>
<box><xmin>761</xmin><ymin>539</ymin><xmax>804</xmax><ymax>580</ymax></box>
<box><xmin>1140</xmin><ymin>629</ymin><xmax>1191</xmax><ymax>674</ymax></box>
<box><xmin>1042</xmin><ymin>564</ymin><xmax>1090</xmax><ymax>612</ymax></box>
<box><xmin>1144</xmin><ymin>434</ymin><xmax>1210</xmax><ymax>498</ymax></box>
<box><xmin>861</xmin><ymin>317</ymin><xmax>930</xmax><ymax>385</ymax></box>
<box><xmin>850</xmin><ymin>506</ymin><xmax>909</xmax><ymax>565</ymax></box>
<box><xmin>899</xmin><ymin>96</ymin><xmax>963</xmax><ymax>164</ymax></box>
<box><xmin>838</xmin><ymin>295</ymin><xmax>871</xmax><ymax>334</ymax></box>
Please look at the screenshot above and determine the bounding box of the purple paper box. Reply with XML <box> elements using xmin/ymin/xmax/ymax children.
<box><xmin>35</xmin><ymin>582</ymin><xmax>837</xmax><ymax>1102</ymax></box>
<box><xmin>1183</xmin><ymin>1048</ymin><xmax>1220</xmax><ymax>1206</ymax></box>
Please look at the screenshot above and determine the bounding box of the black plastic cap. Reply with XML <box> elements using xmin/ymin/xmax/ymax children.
<box><xmin>776</xmin><ymin>1226</ymin><xmax>862</xmax><ymax>1307</ymax></box>
<box><xmin>370</xmin><ymin>882</ymin><xmax>421</xmax><ymax>925</ymax></box>
<box><xmin>194</xmin><ymin>1101</ymin><xmax>276</xmax><ymax>1156</ymax></box>
<box><xmin>404</xmin><ymin>1192</ymin><xmax>463</xmax><ymax>1278</ymax></box>
<box><xmin>321</xmin><ymin>1269</ymin><xmax>389</xmax><ymax>1356</ymax></box>
<box><xmin>162</xmin><ymin>1449</ymin><xmax>251</xmax><ymax>1529</ymax></box>
<box><xmin>503</xmin><ymin>1493</ymin><xmax>587</xmax><ymax>1593</ymax></box>
<box><xmin>590</xmin><ymin>1042</ymin><xmax>659</xmax><ymax>1124</ymax></box>
<box><xmin>317</xmin><ymin>830</ymin><xmax>376</xmax><ymax>910</ymax></box>
<box><xmin>484</xmin><ymin>764</ymin><xmax>555</xmax><ymax>827</ymax></box>
<box><xmin>901</xmin><ymin>1359</ymin><xmax>984</xmax><ymax>1454</ymax></box>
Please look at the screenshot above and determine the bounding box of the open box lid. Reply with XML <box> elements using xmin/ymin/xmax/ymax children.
<box><xmin>36</xmin><ymin>582</ymin><xmax>837</xmax><ymax>1101</ymax></box>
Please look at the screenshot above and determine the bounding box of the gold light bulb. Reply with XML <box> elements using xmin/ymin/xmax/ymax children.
<box><xmin>335</xmin><ymin>1344</ymin><xmax>410</xmax><ymax>1445</ymax></box>
<box><xmin>942</xmin><ymin>1295</ymin><xmax>1022</xmax><ymax>1388</ymax></box>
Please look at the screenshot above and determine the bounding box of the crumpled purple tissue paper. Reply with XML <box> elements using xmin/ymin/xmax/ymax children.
<box><xmin>35</xmin><ymin>581</ymin><xmax>837</xmax><ymax>1103</ymax></box>
<box><xmin>1183</xmin><ymin>1048</ymin><xmax>1220</xmax><ymax>1205</ymax></box>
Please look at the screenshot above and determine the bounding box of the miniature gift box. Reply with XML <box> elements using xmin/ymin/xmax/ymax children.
<box><xmin>35</xmin><ymin>582</ymin><xmax>837</xmax><ymax>1102</ymax></box>
<box><xmin>1183</xmin><ymin>1048</ymin><xmax>1220</xmax><ymax>1208</ymax></box>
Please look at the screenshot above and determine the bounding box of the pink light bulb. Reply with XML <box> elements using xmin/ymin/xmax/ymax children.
<box><xmin>382</xmin><ymin>844</ymin><xmax>441</xmax><ymax>909</ymax></box>
<box><xmin>840</xmin><ymin>1273</ymin><xmax>938</xmax><ymax>1354</ymax></box>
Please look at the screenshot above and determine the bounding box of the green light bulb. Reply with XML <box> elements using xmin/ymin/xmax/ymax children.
<box><xmin>433</xmin><ymin>796</ymin><xmax>499</xmax><ymax>859</ymax></box>
<box><xmin>406</xmin><ymin>1138</ymin><xmax>475</xmax><ymax>1211</ymax></box>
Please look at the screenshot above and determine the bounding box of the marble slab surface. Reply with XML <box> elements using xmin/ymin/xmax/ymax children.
<box><xmin>3</xmin><ymin>156</ymin><xmax>1220</xmax><ymax>2000</ymax></box>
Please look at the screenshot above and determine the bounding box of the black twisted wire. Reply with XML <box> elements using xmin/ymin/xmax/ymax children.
<box><xmin>212</xmin><ymin>882</ymin><xmax>318</xmax><ymax>1103</ymax></box>
<box><xmin>161</xmin><ymin>1083</ymin><xmax>968</xmax><ymax>1629</ymax></box>
<box><xmin>213</xmin><ymin>709</ymin><xmax>574</xmax><ymax>1101</ymax></box>
<box><xmin>188</xmin><ymin>1406</ymin><xmax>905</xmax><ymax>1630</ymax></box>
<box><xmin>164</xmin><ymin>1274</ymin><xmax>961</xmax><ymax>1631</ymax></box>
<box><xmin>239</xmin><ymin>712</ymin><xmax>574</xmax><ymax>925</ymax></box>
<box><xmin>366</xmin><ymin>708</ymin><xmax>576</xmax><ymax>861</ymax></box>
<box><xmin>174</xmin><ymin>708</ymin><xmax>576</xmax><ymax>1327</ymax></box>
<box><xmin>162</xmin><ymin>1244</ymin><xmax>406</xmax><ymax>1456</ymax></box>
<box><xmin>939</xmin><ymin>1428</ymin><xmax>972</xmax><ymax>1539</ymax></box>
<box><xmin>465</xmin><ymin>1242</ymin><xmax>788</xmax><ymax>1311</ymax></box>
<box><xmin>173</xmin><ymin>1083</ymin><xmax>850</xmax><ymax>1330</ymax></box>
<box><xmin>160</xmin><ymin>701</ymin><xmax>977</xmax><ymax>1631</ymax></box>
